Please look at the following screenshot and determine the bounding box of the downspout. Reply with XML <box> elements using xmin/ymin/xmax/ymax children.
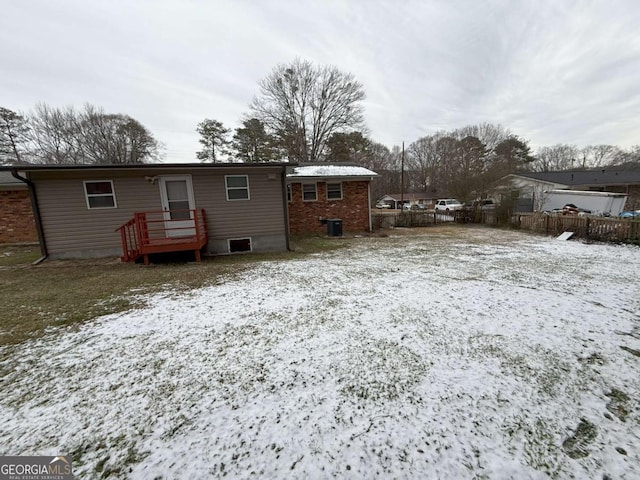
<box><xmin>368</xmin><ymin>180</ymin><xmax>373</xmax><ymax>232</ymax></box>
<box><xmin>11</xmin><ymin>169</ymin><xmax>48</xmax><ymax>264</ymax></box>
<box><xmin>281</xmin><ymin>166</ymin><xmax>292</xmax><ymax>251</ymax></box>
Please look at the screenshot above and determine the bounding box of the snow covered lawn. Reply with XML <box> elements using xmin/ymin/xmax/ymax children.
<box><xmin>1</xmin><ymin>228</ymin><xmax>639</xmax><ymax>479</ymax></box>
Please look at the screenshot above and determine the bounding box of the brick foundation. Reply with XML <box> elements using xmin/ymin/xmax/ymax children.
<box><xmin>0</xmin><ymin>190</ymin><xmax>38</xmax><ymax>243</ymax></box>
<box><xmin>288</xmin><ymin>181</ymin><xmax>371</xmax><ymax>234</ymax></box>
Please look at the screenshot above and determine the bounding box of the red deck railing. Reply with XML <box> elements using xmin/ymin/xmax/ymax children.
<box><xmin>116</xmin><ymin>209</ymin><xmax>208</xmax><ymax>264</ymax></box>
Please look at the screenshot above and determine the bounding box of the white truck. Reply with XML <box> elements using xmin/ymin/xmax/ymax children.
<box><xmin>540</xmin><ymin>190</ymin><xmax>628</xmax><ymax>216</ymax></box>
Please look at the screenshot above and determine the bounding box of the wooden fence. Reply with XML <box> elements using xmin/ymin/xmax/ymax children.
<box><xmin>513</xmin><ymin>213</ymin><xmax>640</xmax><ymax>243</ymax></box>
<box><xmin>372</xmin><ymin>209</ymin><xmax>497</xmax><ymax>229</ymax></box>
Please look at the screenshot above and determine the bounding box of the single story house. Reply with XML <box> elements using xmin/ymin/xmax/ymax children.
<box><xmin>286</xmin><ymin>164</ymin><xmax>378</xmax><ymax>235</ymax></box>
<box><xmin>2</xmin><ymin>163</ymin><xmax>291</xmax><ymax>261</ymax></box>
<box><xmin>377</xmin><ymin>192</ymin><xmax>443</xmax><ymax>210</ymax></box>
<box><xmin>492</xmin><ymin>170</ymin><xmax>640</xmax><ymax>212</ymax></box>
<box><xmin>0</xmin><ymin>171</ymin><xmax>38</xmax><ymax>243</ymax></box>
<box><xmin>1</xmin><ymin>162</ymin><xmax>379</xmax><ymax>262</ymax></box>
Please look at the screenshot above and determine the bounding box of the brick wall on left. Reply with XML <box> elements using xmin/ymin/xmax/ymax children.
<box><xmin>0</xmin><ymin>190</ymin><xmax>38</xmax><ymax>243</ymax></box>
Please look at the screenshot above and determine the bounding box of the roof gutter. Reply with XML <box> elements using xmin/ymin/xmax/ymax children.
<box><xmin>10</xmin><ymin>169</ymin><xmax>48</xmax><ymax>264</ymax></box>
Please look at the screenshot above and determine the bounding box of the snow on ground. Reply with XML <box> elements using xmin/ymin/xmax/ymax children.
<box><xmin>1</xmin><ymin>228</ymin><xmax>639</xmax><ymax>479</ymax></box>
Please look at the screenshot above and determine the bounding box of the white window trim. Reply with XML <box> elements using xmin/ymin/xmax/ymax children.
<box><xmin>326</xmin><ymin>182</ymin><xmax>343</xmax><ymax>201</ymax></box>
<box><xmin>83</xmin><ymin>180</ymin><xmax>117</xmax><ymax>209</ymax></box>
<box><xmin>302</xmin><ymin>183</ymin><xmax>317</xmax><ymax>202</ymax></box>
<box><xmin>225</xmin><ymin>175</ymin><xmax>250</xmax><ymax>201</ymax></box>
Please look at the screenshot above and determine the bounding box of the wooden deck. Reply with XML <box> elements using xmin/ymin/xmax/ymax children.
<box><xmin>116</xmin><ymin>209</ymin><xmax>208</xmax><ymax>265</ymax></box>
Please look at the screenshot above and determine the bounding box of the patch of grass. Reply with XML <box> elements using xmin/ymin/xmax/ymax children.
<box><xmin>605</xmin><ymin>388</ymin><xmax>631</xmax><ymax>421</ymax></box>
<box><xmin>523</xmin><ymin>419</ymin><xmax>566</xmax><ymax>478</ymax></box>
<box><xmin>288</xmin><ymin>234</ymin><xmax>352</xmax><ymax>254</ymax></box>
<box><xmin>0</xmin><ymin>237</ymin><xmax>348</xmax><ymax>350</ymax></box>
<box><xmin>562</xmin><ymin>419</ymin><xmax>597</xmax><ymax>459</ymax></box>
<box><xmin>0</xmin><ymin>244</ymin><xmax>41</xmax><ymax>266</ymax></box>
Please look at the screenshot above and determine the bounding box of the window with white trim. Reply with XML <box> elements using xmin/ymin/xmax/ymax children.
<box><xmin>302</xmin><ymin>183</ymin><xmax>317</xmax><ymax>201</ymax></box>
<box><xmin>84</xmin><ymin>180</ymin><xmax>117</xmax><ymax>209</ymax></box>
<box><xmin>326</xmin><ymin>182</ymin><xmax>343</xmax><ymax>200</ymax></box>
<box><xmin>225</xmin><ymin>175</ymin><xmax>250</xmax><ymax>200</ymax></box>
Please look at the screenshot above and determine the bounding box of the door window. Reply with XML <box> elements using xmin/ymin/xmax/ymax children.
<box><xmin>165</xmin><ymin>180</ymin><xmax>191</xmax><ymax>219</ymax></box>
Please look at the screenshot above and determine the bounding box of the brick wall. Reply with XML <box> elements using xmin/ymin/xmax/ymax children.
<box><xmin>288</xmin><ymin>180</ymin><xmax>371</xmax><ymax>234</ymax></box>
<box><xmin>0</xmin><ymin>190</ymin><xmax>38</xmax><ymax>243</ymax></box>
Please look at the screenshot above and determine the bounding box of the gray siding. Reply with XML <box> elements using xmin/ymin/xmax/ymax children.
<box><xmin>30</xmin><ymin>167</ymin><xmax>288</xmax><ymax>258</ymax></box>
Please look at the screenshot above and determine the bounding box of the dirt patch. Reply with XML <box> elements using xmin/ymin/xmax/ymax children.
<box><xmin>620</xmin><ymin>345</ymin><xmax>640</xmax><ymax>358</ymax></box>
<box><xmin>605</xmin><ymin>388</ymin><xmax>631</xmax><ymax>421</ymax></box>
<box><xmin>578</xmin><ymin>352</ymin><xmax>606</xmax><ymax>365</ymax></box>
<box><xmin>562</xmin><ymin>419</ymin><xmax>597</xmax><ymax>459</ymax></box>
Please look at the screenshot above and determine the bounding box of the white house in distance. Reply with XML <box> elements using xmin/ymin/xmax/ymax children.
<box><xmin>492</xmin><ymin>170</ymin><xmax>640</xmax><ymax>212</ymax></box>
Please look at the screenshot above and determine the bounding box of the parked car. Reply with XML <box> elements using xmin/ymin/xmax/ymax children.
<box><xmin>375</xmin><ymin>202</ymin><xmax>391</xmax><ymax>209</ymax></box>
<box><xmin>435</xmin><ymin>199</ymin><xmax>463</xmax><ymax>213</ymax></box>
<box><xmin>463</xmin><ymin>199</ymin><xmax>496</xmax><ymax>211</ymax></box>
<box><xmin>403</xmin><ymin>203</ymin><xmax>426</xmax><ymax>211</ymax></box>
<box><xmin>619</xmin><ymin>210</ymin><xmax>640</xmax><ymax>218</ymax></box>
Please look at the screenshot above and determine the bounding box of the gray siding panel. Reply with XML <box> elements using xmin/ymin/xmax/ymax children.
<box><xmin>31</xmin><ymin>168</ymin><xmax>287</xmax><ymax>257</ymax></box>
<box><xmin>192</xmin><ymin>172</ymin><xmax>287</xmax><ymax>243</ymax></box>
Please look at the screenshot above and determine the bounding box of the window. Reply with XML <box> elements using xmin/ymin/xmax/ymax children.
<box><xmin>287</xmin><ymin>184</ymin><xmax>292</xmax><ymax>202</ymax></box>
<box><xmin>225</xmin><ymin>175</ymin><xmax>250</xmax><ymax>200</ymax></box>
<box><xmin>326</xmin><ymin>182</ymin><xmax>342</xmax><ymax>200</ymax></box>
<box><xmin>228</xmin><ymin>238</ymin><xmax>252</xmax><ymax>253</ymax></box>
<box><xmin>84</xmin><ymin>180</ymin><xmax>116</xmax><ymax>209</ymax></box>
<box><xmin>302</xmin><ymin>183</ymin><xmax>317</xmax><ymax>201</ymax></box>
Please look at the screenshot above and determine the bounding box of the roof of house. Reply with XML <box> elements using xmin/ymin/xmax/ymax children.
<box><xmin>0</xmin><ymin>171</ymin><xmax>28</xmax><ymax>190</ymax></box>
<box><xmin>286</xmin><ymin>164</ymin><xmax>377</xmax><ymax>179</ymax></box>
<box><xmin>0</xmin><ymin>162</ymin><xmax>292</xmax><ymax>173</ymax></box>
<box><xmin>382</xmin><ymin>192</ymin><xmax>442</xmax><ymax>201</ymax></box>
<box><xmin>514</xmin><ymin>170</ymin><xmax>640</xmax><ymax>186</ymax></box>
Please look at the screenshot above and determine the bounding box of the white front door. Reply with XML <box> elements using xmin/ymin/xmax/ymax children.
<box><xmin>159</xmin><ymin>175</ymin><xmax>196</xmax><ymax>237</ymax></box>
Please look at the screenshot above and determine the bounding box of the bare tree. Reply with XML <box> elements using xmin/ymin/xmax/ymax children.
<box><xmin>0</xmin><ymin>107</ymin><xmax>29</xmax><ymax>164</ymax></box>
<box><xmin>457</xmin><ymin>123</ymin><xmax>512</xmax><ymax>152</ymax></box>
<box><xmin>577</xmin><ymin>145</ymin><xmax>620</xmax><ymax>169</ymax></box>
<box><xmin>250</xmin><ymin>58</ymin><xmax>366</xmax><ymax>162</ymax></box>
<box><xmin>78</xmin><ymin>105</ymin><xmax>160</xmax><ymax>164</ymax></box>
<box><xmin>27</xmin><ymin>103</ymin><xmax>160</xmax><ymax>164</ymax></box>
<box><xmin>29</xmin><ymin>103</ymin><xmax>84</xmax><ymax>164</ymax></box>
<box><xmin>531</xmin><ymin>144</ymin><xmax>580</xmax><ymax>172</ymax></box>
<box><xmin>407</xmin><ymin>135</ymin><xmax>443</xmax><ymax>191</ymax></box>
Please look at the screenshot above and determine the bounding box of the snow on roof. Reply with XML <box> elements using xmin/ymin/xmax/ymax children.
<box><xmin>287</xmin><ymin>165</ymin><xmax>377</xmax><ymax>178</ymax></box>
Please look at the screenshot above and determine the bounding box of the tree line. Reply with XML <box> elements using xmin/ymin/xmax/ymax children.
<box><xmin>0</xmin><ymin>104</ymin><xmax>162</xmax><ymax>165</ymax></box>
<box><xmin>3</xmin><ymin>57</ymin><xmax>639</xmax><ymax>205</ymax></box>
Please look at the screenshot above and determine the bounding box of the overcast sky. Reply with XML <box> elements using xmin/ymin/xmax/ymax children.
<box><xmin>2</xmin><ymin>0</ymin><xmax>639</xmax><ymax>162</ymax></box>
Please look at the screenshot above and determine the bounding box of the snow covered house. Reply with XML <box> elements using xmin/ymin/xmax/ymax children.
<box><xmin>1</xmin><ymin>163</ymin><xmax>291</xmax><ymax>262</ymax></box>
<box><xmin>286</xmin><ymin>165</ymin><xmax>378</xmax><ymax>235</ymax></box>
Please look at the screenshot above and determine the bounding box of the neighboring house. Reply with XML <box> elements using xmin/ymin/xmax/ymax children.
<box><xmin>286</xmin><ymin>164</ymin><xmax>378</xmax><ymax>234</ymax></box>
<box><xmin>0</xmin><ymin>171</ymin><xmax>37</xmax><ymax>243</ymax></box>
<box><xmin>377</xmin><ymin>192</ymin><xmax>442</xmax><ymax>210</ymax></box>
<box><xmin>1</xmin><ymin>163</ymin><xmax>291</xmax><ymax>260</ymax></box>
<box><xmin>493</xmin><ymin>170</ymin><xmax>640</xmax><ymax>212</ymax></box>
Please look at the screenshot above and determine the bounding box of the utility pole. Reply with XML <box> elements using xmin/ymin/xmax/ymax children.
<box><xmin>400</xmin><ymin>141</ymin><xmax>405</xmax><ymax>210</ymax></box>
